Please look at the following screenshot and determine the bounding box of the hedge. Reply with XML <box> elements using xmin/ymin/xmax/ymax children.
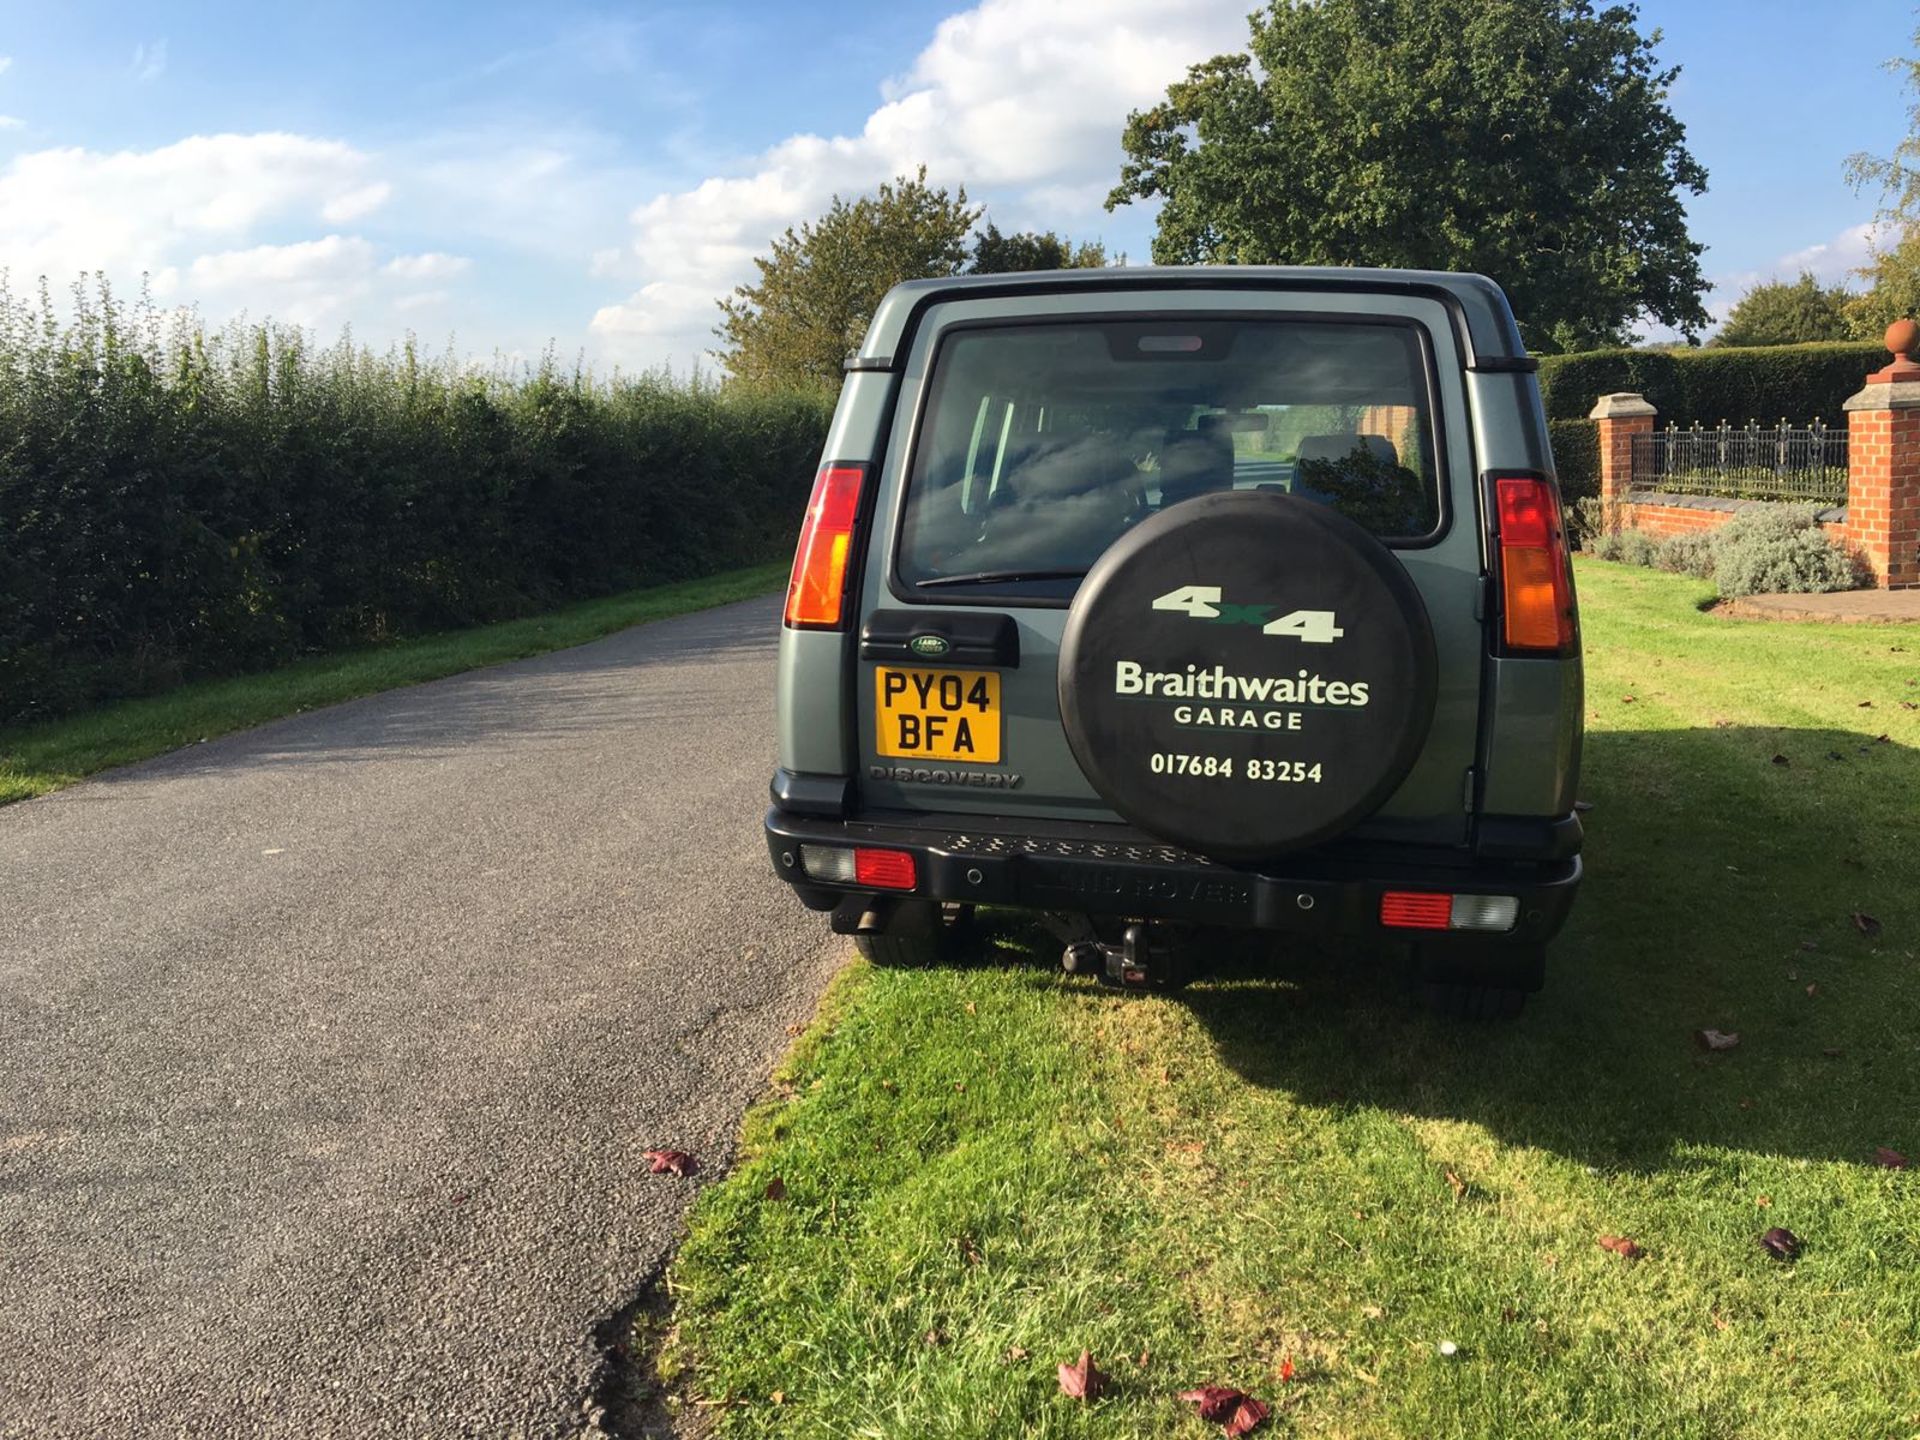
<box><xmin>1536</xmin><ymin>339</ymin><xmax>1887</xmax><ymax>499</ymax></box>
<box><xmin>0</xmin><ymin>285</ymin><xmax>833</xmax><ymax>725</ymax></box>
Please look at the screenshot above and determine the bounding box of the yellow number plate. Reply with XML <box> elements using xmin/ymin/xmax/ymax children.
<box><xmin>874</xmin><ymin>666</ymin><xmax>1001</xmax><ymax>763</ymax></box>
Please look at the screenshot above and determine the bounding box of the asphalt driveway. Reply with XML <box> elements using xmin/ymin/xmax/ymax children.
<box><xmin>0</xmin><ymin>595</ymin><xmax>840</xmax><ymax>1437</ymax></box>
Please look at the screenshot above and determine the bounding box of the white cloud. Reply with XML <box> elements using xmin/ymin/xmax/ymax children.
<box><xmin>0</xmin><ymin>56</ymin><xmax>12</xmax><ymax>77</ymax></box>
<box><xmin>590</xmin><ymin>0</ymin><xmax>1252</xmax><ymax>369</ymax></box>
<box><xmin>383</xmin><ymin>250</ymin><xmax>470</xmax><ymax>281</ymax></box>
<box><xmin>131</xmin><ymin>40</ymin><xmax>167</xmax><ymax>83</ymax></box>
<box><xmin>0</xmin><ymin>116</ymin><xmax>21</xmax><ymax>132</ymax></box>
<box><xmin>322</xmin><ymin>181</ymin><xmax>392</xmax><ymax>223</ymax></box>
<box><xmin>180</xmin><ymin>234</ymin><xmax>381</xmax><ymax>326</ymax></box>
<box><xmin>0</xmin><ymin>133</ymin><xmax>386</xmax><ymax>285</ymax></box>
<box><xmin>1772</xmin><ymin>221</ymin><xmax>1879</xmax><ymax>288</ymax></box>
<box><xmin>0</xmin><ymin>133</ymin><xmax>491</xmax><ymax>337</ymax></box>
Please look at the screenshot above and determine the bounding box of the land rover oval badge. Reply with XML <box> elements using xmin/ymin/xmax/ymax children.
<box><xmin>908</xmin><ymin>634</ymin><xmax>951</xmax><ymax>658</ymax></box>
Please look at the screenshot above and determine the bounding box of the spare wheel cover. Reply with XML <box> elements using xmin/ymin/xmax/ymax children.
<box><xmin>1057</xmin><ymin>490</ymin><xmax>1436</xmax><ymax>859</ymax></box>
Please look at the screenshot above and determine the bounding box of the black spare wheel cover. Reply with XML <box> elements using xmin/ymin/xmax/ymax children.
<box><xmin>1058</xmin><ymin>490</ymin><xmax>1436</xmax><ymax>860</ymax></box>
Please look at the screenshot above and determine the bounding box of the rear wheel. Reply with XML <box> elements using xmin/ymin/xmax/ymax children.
<box><xmin>853</xmin><ymin>902</ymin><xmax>976</xmax><ymax>967</ymax></box>
<box><xmin>1416</xmin><ymin>942</ymin><xmax>1543</xmax><ymax>1021</ymax></box>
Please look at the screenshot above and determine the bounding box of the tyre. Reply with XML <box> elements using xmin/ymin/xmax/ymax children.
<box><xmin>1416</xmin><ymin>942</ymin><xmax>1543</xmax><ymax>1021</ymax></box>
<box><xmin>1421</xmin><ymin>981</ymin><xmax>1528</xmax><ymax>1021</ymax></box>
<box><xmin>853</xmin><ymin>903</ymin><xmax>975</xmax><ymax>968</ymax></box>
<box><xmin>1055</xmin><ymin>490</ymin><xmax>1437</xmax><ymax>860</ymax></box>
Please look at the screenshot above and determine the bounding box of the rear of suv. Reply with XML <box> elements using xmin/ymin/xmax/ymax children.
<box><xmin>765</xmin><ymin>267</ymin><xmax>1581</xmax><ymax>1016</ymax></box>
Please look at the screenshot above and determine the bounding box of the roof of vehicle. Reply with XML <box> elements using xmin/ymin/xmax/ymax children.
<box><xmin>851</xmin><ymin>265</ymin><xmax>1531</xmax><ymax>373</ymax></box>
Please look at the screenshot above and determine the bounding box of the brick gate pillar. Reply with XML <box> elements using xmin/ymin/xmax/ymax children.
<box><xmin>1841</xmin><ymin>320</ymin><xmax>1920</xmax><ymax>589</ymax></box>
<box><xmin>1588</xmin><ymin>392</ymin><xmax>1657</xmax><ymax>525</ymax></box>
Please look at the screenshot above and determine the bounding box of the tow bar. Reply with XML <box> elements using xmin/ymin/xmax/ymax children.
<box><xmin>1061</xmin><ymin>921</ymin><xmax>1177</xmax><ymax>991</ymax></box>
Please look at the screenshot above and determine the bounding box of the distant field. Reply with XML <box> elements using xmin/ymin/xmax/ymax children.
<box><xmin>0</xmin><ymin>563</ymin><xmax>785</xmax><ymax>806</ymax></box>
<box><xmin>650</xmin><ymin>560</ymin><xmax>1920</xmax><ymax>1439</ymax></box>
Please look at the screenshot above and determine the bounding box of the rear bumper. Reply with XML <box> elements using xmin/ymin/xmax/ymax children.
<box><xmin>764</xmin><ymin>806</ymin><xmax>1580</xmax><ymax>946</ymax></box>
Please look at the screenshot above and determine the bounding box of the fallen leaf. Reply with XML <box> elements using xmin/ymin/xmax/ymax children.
<box><xmin>1135</xmin><ymin>1347</ymin><xmax>1151</xmax><ymax>1368</ymax></box>
<box><xmin>1182</xmin><ymin>1385</ymin><xmax>1271</xmax><ymax>1434</ymax></box>
<box><xmin>1225</xmin><ymin>1396</ymin><xmax>1270</xmax><ymax>1436</ymax></box>
<box><xmin>924</xmin><ymin>1328</ymin><xmax>947</xmax><ymax>1347</ymax></box>
<box><xmin>1759</xmin><ymin>1226</ymin><xmax>1802</xmax><ymax>1261</ymax></box>
<box><xmin>770</xmin><ymin>1390</ymin><xmax>785</xmax><ymax>1405</ymax></box>
<box><xmin>1598</xmin><ymin>1234</ymin><xmax>1644</xmax><ymax>1260</ymax></box>
<box><xmin>1696</xmin><ymin>1028</ymin><xmax>1740</xmax><ymax>1052</ymax></box>
<box><xmin>1057</xmin><ymin>1350</ymin><xmax>1106</xmax><ymax>1402</ymax></box>
<box><xmin>1806</xmin><ymin>983</ymin><xmax>1819</xmax><ymax>997</ymax></box>
<box><xmin>957</xmin><ymin>1233</ymin><xmax>983</xmax><ymax>1266</ymax></box>
<box><xmin>784</xmin><ymin>1023</ymin><xmax>805</xmax><ymax>1037</ymax></box>
<box><xmin>1770</xmin><ymin>753</ymin><xmax>1791</xmax><ymax>766</ymax></box>
<box><xmin>964</xmin><ymin>1002</ymin><xmax>976</xmax><ymax>1014</ymax></box>
<box><xmin>1878</xmin><ymin>733</ymin><xmax>1893</xmax><ymax>743</ymax></box>
<box><xmin>1004</xmin><ymin>1345</ymin><xmax>1029</xmax><ymax>1363</ymax></box>
<box><xmin>644</xmin><ymin>1149</ymin><xmax>697</xmax><ymax>1177</ymax></box>
<box><xmin>1756</xmin><ymin>1194</ymin><xmax>1771</xmax><ymax>1207</ymax></box>
<box><xmin>1711</xmin><ymin>1310</ymin><xmax>1729</xmax><ymax>1331</ymax></box>
<box><xmin>1874</xmin><ymin>1146</ymin><xmax>1908</xmax><ymax>1169</ymax></box>
<box><xmin>1621</xmin><ymin>695</ymin><xmax>1637</xmax><ymax>703</ymax></box>
<box><xmin>1859</xmin><ymin>699</ymin><xmax>1874</xmax><ymax>708</ymax></box>
<box><xmin>1444</xmin><ymin>1168</ymin><xmax>1467</xmax><ymax>1200</ymax></box>
<box><xmin>1278</xmin><ymin>1357</ymin><xmax>1294</xmax><ymax>1383</ymax></box>
<box><xmin>1853</xmin><ymin>911</ymin><xmax>1883</xmax><ymax>938</ymax></box>
<box><xmin>1903</xmin><ymin>700</ymin><xmax>1920</xmax><ymax>710</ymax></box>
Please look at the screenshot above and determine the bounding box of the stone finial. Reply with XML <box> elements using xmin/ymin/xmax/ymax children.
<box><xmin>1868</xmin><ymin>319</ymin><xmax>1920</xmax><ymax>384</ymax></box>
<box><xmin>1588</xmin><ymin>392</ymin><xmax>1657</xmax><ymax>420</ymax></box>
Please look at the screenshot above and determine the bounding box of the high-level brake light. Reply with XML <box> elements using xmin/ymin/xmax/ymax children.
<box><xmin>1495</xmin><ymin>476</ymin><xmax>1576</xmax><ymax>653</ymax></box>
<box><xmin>784</xmin><ymin>464</ymin><xmax>866</xmax><ymax>629</ymax></box>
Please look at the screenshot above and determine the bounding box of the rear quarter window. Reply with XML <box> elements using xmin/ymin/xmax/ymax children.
<box><xmin>896</xmin><ymin>317</ymin><xmax>1443</xmax><ymax>600</ymax></box>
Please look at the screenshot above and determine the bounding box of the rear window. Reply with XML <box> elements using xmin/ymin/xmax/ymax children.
<box><xmin>896</xmin><ymin>317</ymin><xmax>1441</xmax><ymax>599</ymax></box>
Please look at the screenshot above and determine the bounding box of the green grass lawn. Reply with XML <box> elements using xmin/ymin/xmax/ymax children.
<box><xmin>651</xmin><ymin>559</ymin><xmax>1920</xmax><ymax>1439</ymax></box>
<box><xmin>0</xmin><ymin>562</ymin><xmax>786</xmax><ymax>806</ymax></box>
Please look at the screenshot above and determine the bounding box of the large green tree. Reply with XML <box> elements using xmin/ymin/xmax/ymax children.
<box><xmin>1106</xmin><ymin>0</ymin><xmax>1710</xmax><ymax>352</ymax></box>
<box><xmin>969</xmin><ymin>223</ymin><xmax>1108</xmax><ymax>274</ymax></box>
<box><xmin>1845</xmin><ymin>25</ymin><xmax>1920</xmax><ymax>339</ymax></box>
<box><xmin>1713</xmin><ymin>273</ymin><xmax>1853</xmax><ymax>346</ymax></box>
<box><xmin>717</xmin><ymin>169</ymin><xmax>981</xmax><ymax>388</ymax></box>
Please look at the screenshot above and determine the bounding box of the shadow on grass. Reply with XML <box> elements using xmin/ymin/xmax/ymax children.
<box><xmin>972</xmin><ymin>724</ymin><xmax>1919</xmax><ymax>1171</ymax></box>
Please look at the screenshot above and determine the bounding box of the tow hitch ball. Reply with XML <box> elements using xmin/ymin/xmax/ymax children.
<box><xmin>1061</xmin><ymin>921</ymin><xmax>1156</xmax><ymax>990</ymax></box>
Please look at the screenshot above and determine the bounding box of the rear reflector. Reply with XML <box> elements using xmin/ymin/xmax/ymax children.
<box><xmin>854</xmin><ymin>848</ymin><xmax>917</xmax><ymax>890</ymax></box>
<box><xmin>1381</xmin><ymin>892</ymin><xmax>1453</xmax><ymax>929</ymax></box>
<box><xmin>784</xmin><ymin>464</ymin><xmax>866</xmax><ymax>629</ymax></box>
<box><xmin>1381</xmin><ymin>891</ymin><xmax>1521</xmax><ymax>933</ymax></box>
<box><xmin>1495</xmin><ymin>476</ymin><xmax>1575</xmax><ymax>653</ymax></box>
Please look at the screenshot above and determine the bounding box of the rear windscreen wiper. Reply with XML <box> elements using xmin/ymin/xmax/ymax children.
<box><xmin>917</xmin><ymin>568</ymin><xmax>1088</xmax><ymax>588</ymax></box>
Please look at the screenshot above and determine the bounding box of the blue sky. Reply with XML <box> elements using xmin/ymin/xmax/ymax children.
<box><xmin>0</xmin><ymin>0</ymin><xmax>1913</xmax><ymax>370</ymax></box>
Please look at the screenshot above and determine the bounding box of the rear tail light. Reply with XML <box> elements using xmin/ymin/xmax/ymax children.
<box><xmin>784</xmin><ymin>463</ymin><xmax>866</xmax><ymax>629</ymax></box>
<box><xmin>797</xmin><ymin>844</ymin><xmax>918</xmax><ymax>891</ymax></box>
<box><xmin>1495</xmin><ymin>476</ymin><xmax>1575</xmax><ymax>653</ymax></box>
<box><xmin>1381</xmin><ymin>892</ymin><xmax>1519</xmax><ymax>932</ymax></box>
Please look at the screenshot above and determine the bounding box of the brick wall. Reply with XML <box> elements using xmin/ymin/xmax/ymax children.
<box><xmin>1620</xmin><ymin>494</ymin><xmax>1851</xmax><ymax>543</ymax></box>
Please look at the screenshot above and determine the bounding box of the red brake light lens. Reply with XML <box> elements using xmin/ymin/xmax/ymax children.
<box><xmin>1380</xmin><ymin>891</ymin><xmax>1453</xmax><ymax>930</ymax></box>
<box><xmin>785</xmin><ymin>464</ymin><xmax>866</xmax><ymax>629</ymax></box>
<box><xmin>1495</xmin><ymin>476</ymin><xmax>1575</xmax><ymax>653</ymax></box>
<box><xmin>853</xmin><ymin>848</ymin><xmax>917</xmax><ymax>890</ymax></box>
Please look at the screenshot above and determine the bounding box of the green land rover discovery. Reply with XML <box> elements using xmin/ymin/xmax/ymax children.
<box><xmin>763</xmin><ymin>267</ymin><xmax>1582</xmax><ymax>1017</ymax></box>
